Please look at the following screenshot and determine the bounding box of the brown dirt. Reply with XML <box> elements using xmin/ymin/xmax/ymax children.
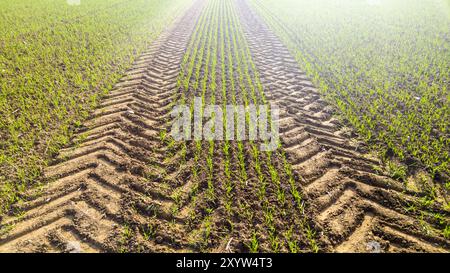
<box><xmin>0</xmin><ymin>0</ymin><xmax>205</xmax><ymax>253</ymax></box>
<box><xmin>236</xmin><ymin>0</ymin><xmax>450</xmax><ymax>253</ymax></box>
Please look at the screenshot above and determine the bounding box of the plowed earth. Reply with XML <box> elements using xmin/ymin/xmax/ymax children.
<box><xmin>0</xmin><ymin>0</ymin><xmax>449</xmax><ymax>253</ymax></box>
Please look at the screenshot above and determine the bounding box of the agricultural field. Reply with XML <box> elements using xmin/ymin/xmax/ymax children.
<box><xmin>250</xmin><ymin>0</ymin><xmax>450</xmax><ymax>184</ymax></box>
<box><xmin>0</xmin><ymin>0</ymin><xmax>449</xmax><ymax>253</ymax></box>
<box><xmin>0</xmin><ymin>0</ymin><xmax>192</xmax><ymax>213</ymax></box>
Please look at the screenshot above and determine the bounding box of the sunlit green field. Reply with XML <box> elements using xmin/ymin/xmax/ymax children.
<box><xmin>0</xmin><ymin>0</ymin><xmax>192</xmax><ymax>213</ymax></box>
<box><xmin>251</xmin><ymin>0</ymin><xmax>450</xmax><ymax>181</ymax></box>
<box><xmin>0</xmin><ymin>0</ymin><xmax>448</xmax><ymax>253</ymax></box>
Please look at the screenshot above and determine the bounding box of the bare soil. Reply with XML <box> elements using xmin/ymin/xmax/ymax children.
<box><xmin>0</xmin><ymin>0</ymin><xmax>448</xmax><ymax>253</ymax></box>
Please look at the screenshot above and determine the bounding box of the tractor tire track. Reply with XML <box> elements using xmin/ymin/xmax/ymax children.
<box><xmin>0</xmin><ymin>0</ymin><xmax>205</xmax><ymax>253</ymax></box>
<box><xmin>237</xmin><ymin>0</ymin><xmax>450</xmax><ymax>253</ymax></box>
<box><xmin>1</xmin><ymin>0</ymin><xmax>448</xmax><ymax>253</ymax></box>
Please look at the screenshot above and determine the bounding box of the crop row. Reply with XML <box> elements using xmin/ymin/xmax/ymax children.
<box><xmin>161</xmin><ymin>0</ymin><xmax>318</xmax><ymax>252</ymax></box>
<box><xmin>0</xmin><ymin>0</ymin><xmax>193</xmax><ymax>213</ymax></box>
<box><xmin>250</xmin><ymin>0</ymin><xmax>449</xmax><ymax>180</ymax></box>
